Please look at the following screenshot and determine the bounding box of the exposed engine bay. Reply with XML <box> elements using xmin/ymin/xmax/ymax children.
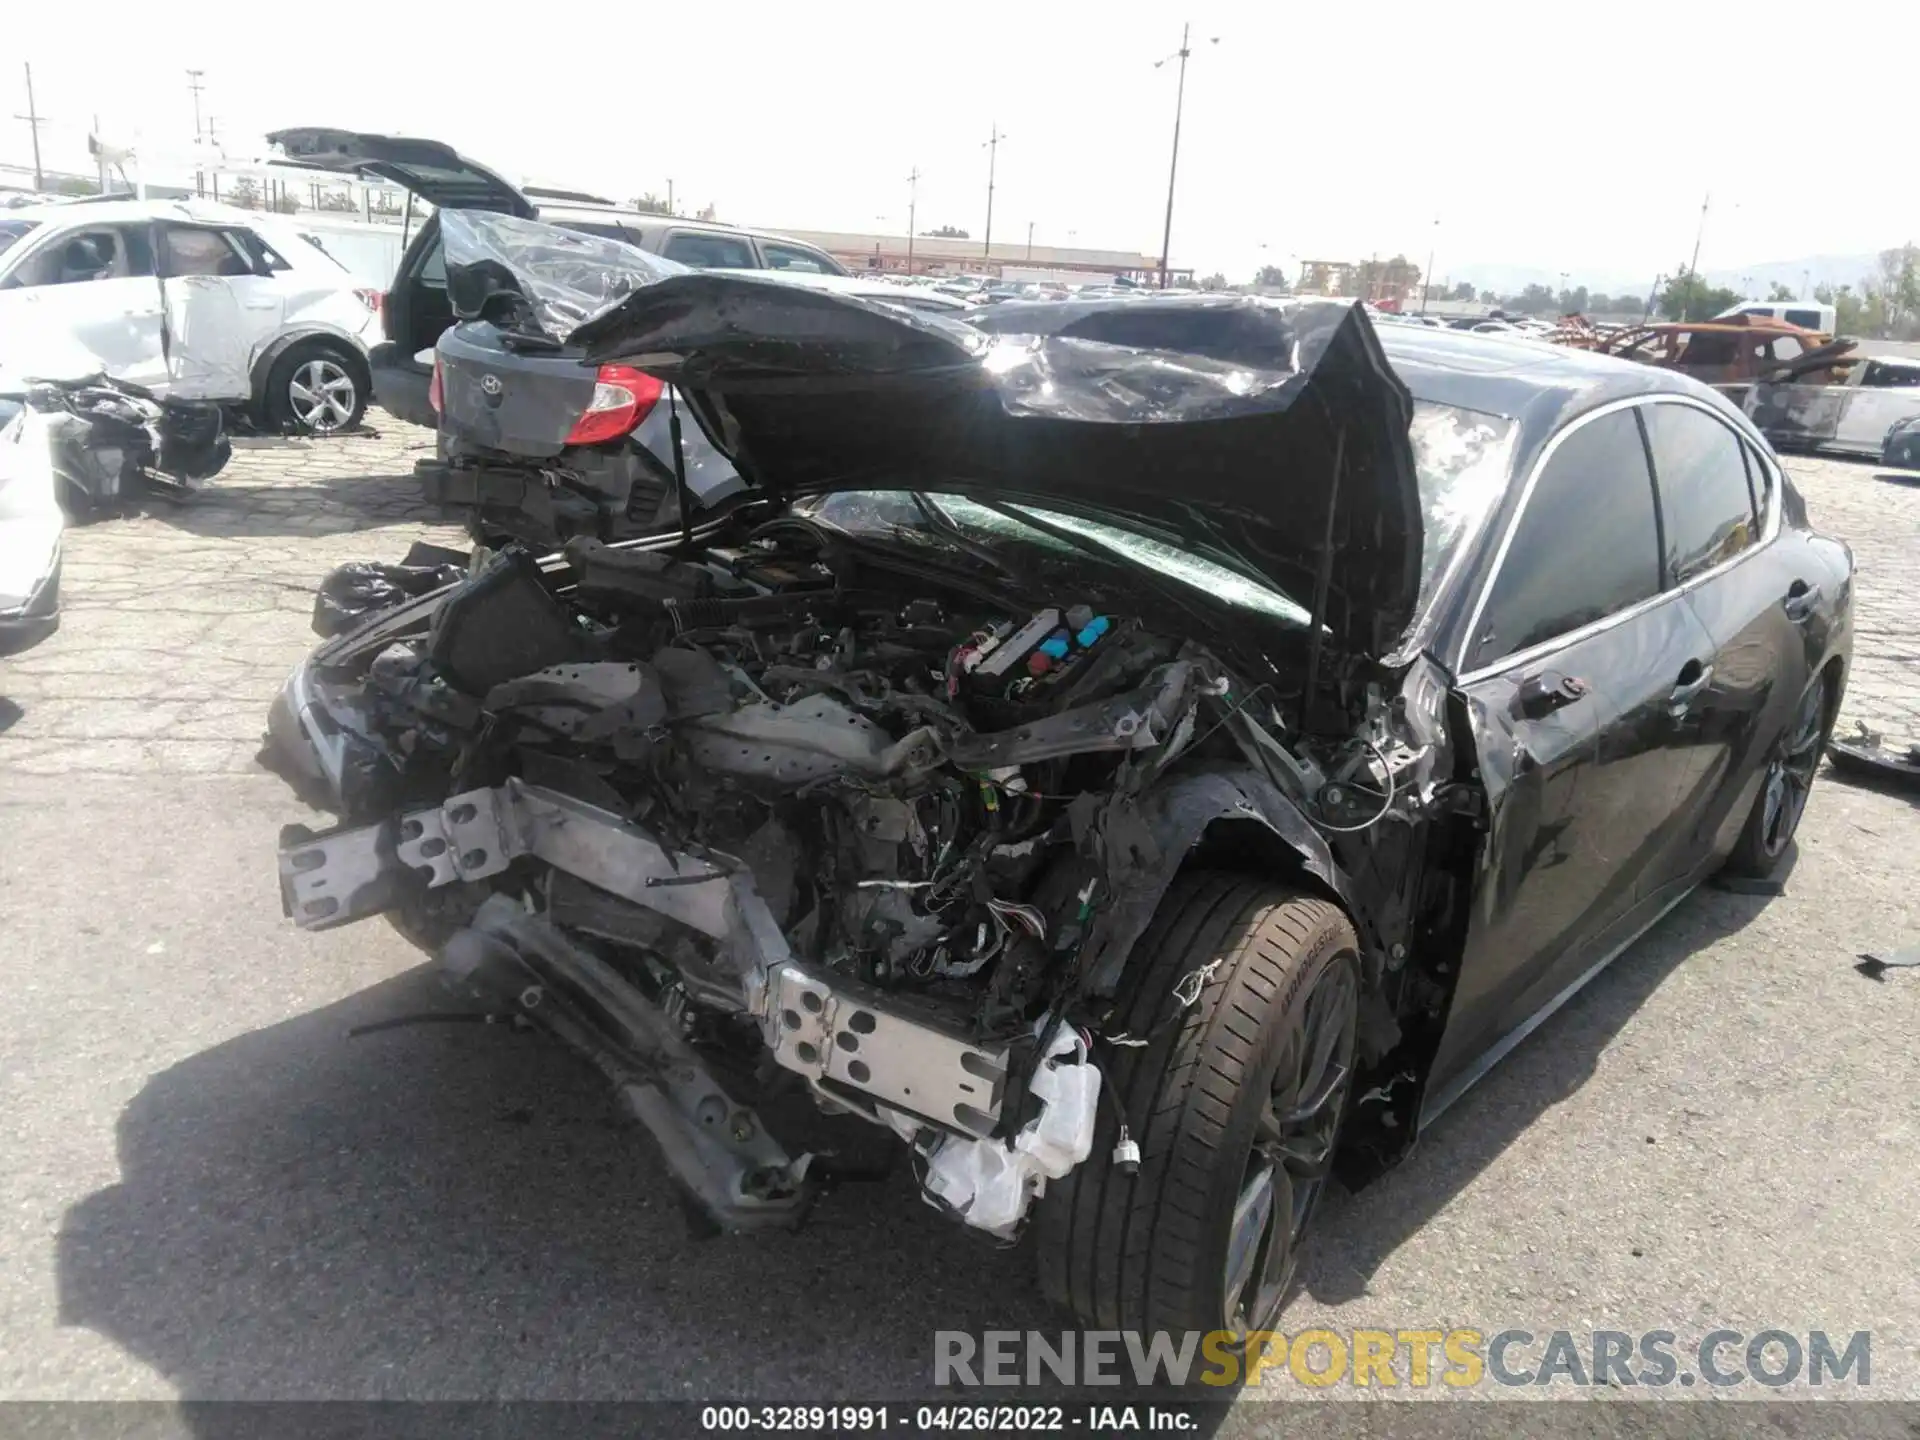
<box><xmin>269</xmin><ymin>508</ymin><xmax>1445</xmax><ymax>1240</ymax></box>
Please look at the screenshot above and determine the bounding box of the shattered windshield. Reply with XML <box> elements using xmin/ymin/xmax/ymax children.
<box><xmin>1409</xmin><ymin>400</ymin><xmax>1519</xmax><ymax>615</ymax></box>
<box><xmin>804</xmin><ymin>490</ymin><xmax>1312</xmax><ymax>625</ymax></box>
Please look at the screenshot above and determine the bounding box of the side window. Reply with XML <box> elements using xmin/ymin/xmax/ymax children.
<box><xmin>1644</xmin><ymin>403</ymin><xmax>1758</xmax><ymax>584</ymax></box>
<box><xmin>661</xmin><ymin>232</ymin><xmax>756</xmax><ymax>269</ymax></box>
<box><xmin>417</xmin><ymin>237</ymin><xmax>448</xmax><ymax>288</ymax></box>
<box><xmin>160</xmin><ymin>226</ymin><xmax>255</xmax><ymax>278</ymax></box>
<box><xmin>1783</xmin><ymin>309</ymin><xmax>1822</xmax><ymax>330</ymax></box>
<box><xmin>235</xmin><ymin>228</ymin><xmax>292</xmax><ymax>274</ymax></box>
<box><xmin>1469</xmin><ymin>410</ymin><xmax>1661</xmax><ymax>670</ymax></box>
<box><xmin>13</xmin><ymin>228</ymin><xmax>129</xmax><ymax>287</ymax></box>
<box><xmin>760</xmin><ymin>241</ymin><xmax>835</xmax><ymax>274</ymax></box>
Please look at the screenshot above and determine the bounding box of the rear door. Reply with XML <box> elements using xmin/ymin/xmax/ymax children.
<box><xmin>1650</xmin><ymin>402</ymin><xmax>1814</xmax><ymax>870</ymax></box>
<box><xmin>155</xmin><ymin>221</ymin><xmax>285</xmax><ymax>399</ymax></box>
<box><xmin>1428</xmin><ymin>404</ymin><xmax>1718</xmax><ymax>1114</ymax></box>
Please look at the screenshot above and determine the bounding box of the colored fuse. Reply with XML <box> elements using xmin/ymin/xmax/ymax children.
<box><xmin>1075</xmin><ymin>615</ymin><xmax>1111</xmax><ymax>647</ymax></box>
<box><xmin>1038</xmin><ymin>631</ymin><xmax>1071</xmax><ymax>660</ymax></box>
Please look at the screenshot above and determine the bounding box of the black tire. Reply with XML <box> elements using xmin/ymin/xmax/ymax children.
<box><xmin>1724</xmin><ymin>672</ymin><xmax>1831</xmax><ymax>877</ymax></box>
<box><xmin>263</xmin><ymin>340</ymin><xmax>369</xmax><ymax>435</ymax></box>
<box><xmin>1036</xmin><ymin>872</ymin><xmax>1359</xmax><ymax>1337</ymax></box>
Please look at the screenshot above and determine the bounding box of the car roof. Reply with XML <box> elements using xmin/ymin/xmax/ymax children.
<box><xmin>0</xmin><ymin>196</ymin><xmax>278</xmax><ymax>229</ymax></box>
<box><xmin>536</xmin><ymin>205</ymin><xmax>828</xmax><ymax>253</ymax></box>
<box><xmin>1378</xmin><ymin>323</ymin><xmax>1759</xmax><ymax>461</ymax></box>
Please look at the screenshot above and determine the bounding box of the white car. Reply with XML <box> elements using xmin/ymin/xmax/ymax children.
<box><xmin>0</xmin><ymin>198</ymin><xmax>380</xmax><ymax>433</ymax></box>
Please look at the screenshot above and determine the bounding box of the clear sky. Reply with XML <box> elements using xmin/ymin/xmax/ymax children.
<box><xmin>9</xmin><ymin>1</ymin><xmax>1916</xmax><ymax>285</ymax></box>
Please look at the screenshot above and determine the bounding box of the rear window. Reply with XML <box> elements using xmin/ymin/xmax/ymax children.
<box><xmin>662</xmin><ymin>231</ymin><xmax>756</xmax><ymax>269</ymax></box>
<box><xmin>761</xmin><ymin>240</ymin><xmax>841</xmax><ymax>275</ymax></box>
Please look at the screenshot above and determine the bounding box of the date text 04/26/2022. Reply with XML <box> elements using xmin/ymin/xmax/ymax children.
<box><xmin>699</xmin><ymin>1404</ymin><xmax>1194</xmax><ymax>1432</ymax></box>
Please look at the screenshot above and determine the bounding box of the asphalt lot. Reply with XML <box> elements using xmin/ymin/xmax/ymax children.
<box><xmin>0</xmin><ymin>414</ymin><xmax>1916</xmax><ymax>1422</ymax></box>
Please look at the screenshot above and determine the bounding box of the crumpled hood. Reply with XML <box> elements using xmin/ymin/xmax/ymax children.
<box><xmin>442</xmin><ymin>214</ymin><xmax>1422</xmax><ymax>653</ymax></box>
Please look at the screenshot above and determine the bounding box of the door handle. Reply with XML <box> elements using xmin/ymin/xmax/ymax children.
<box><xmin>1668</xmin><ymin>660</ymin><xmax>1714</xmax><ymax>716</ymax></box>
<box><xmin>1783</xmin><ymin>579</ymin><xmax>1821</xmax><ymax>623</ymax></box>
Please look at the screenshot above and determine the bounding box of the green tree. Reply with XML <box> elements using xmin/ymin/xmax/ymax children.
<box><xmin>53</xmin><ymin>176</ymin><xmax>101</xmax><ymax>197</ymax></box>
<box><xmin>1253</xmin><ymin>264</ymin><xmax>1290</xmax><ymax>291</ymax></box>
<box><xmin>629</xmin><ymin>192</ymin><xmax>673</xmax><ymax>215</ymax></box>
<box><xmin>1813</xmin><ymin>282</ymin><xmax>1867</xmax><ymax>336</ymax></box>
<box><xmin>1448</xmin><ymin>281</ymin><xmax>1475</xmax><ymax>301</ymax></box>
<box><xmin>1505</xmin><ymin>283</ymin><xmax>1558</xmax><ymax>315</ymax></box>
<box><xmin>315</xmin><ymin>189</ymin><xmax>357</xmax><ymax>212</ymax></box>
<box><xmin>226</xmin><ymin>177</ymin><xmax>261</xmax><ymax>210</ymax></box>
<box><xmin>1657</xmin><ymin>270</ymin><xmax>1741</xmax><ymax>321</ymax></box>
<box><xmin>1477</xmin><ymin>288</ymin><xmax>1498</xmax><ymax>304</ymax></box>
<box><xmin>922</xmin><ymin>224</ymin><xmax>969</xmax><ymax>238</ymax></box>
<box><xmin>1198</xmin><ymin>272</ymin><xmax>1229</xmax><ymax>291</ymax></box>
<box><xmin>1767</xmin><ymin>281</ymin><xmax>1797</xmax><ymax>302</ymax></box>
<box><xmin>1860</xmin><ymin>244</ymin><xmax>1920</xmax><ymax>339</ymax></box>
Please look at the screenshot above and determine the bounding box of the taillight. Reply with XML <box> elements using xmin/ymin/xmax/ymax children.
<box><xmin>563</xmin><ymin>364</ymin><xmax>664</xmax><ymax>446</ymax></box>
<box><xmin>428</xmin><ymin>353</ymin><xmax>443</xmax><ymax>414</ymax></box>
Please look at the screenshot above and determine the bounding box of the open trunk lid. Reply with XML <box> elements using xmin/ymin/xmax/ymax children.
<box><xmin>265</xmin><ymin>129</ymin><xmax>537</xmax><ymax>218</ymax></box>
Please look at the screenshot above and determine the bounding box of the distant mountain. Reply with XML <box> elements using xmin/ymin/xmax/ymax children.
<box><xmin>1440</xmin><ymin>251</ymin><xmax>1892</xmax><ymax>301</ymax></box>
<box><xmin>1699</xmin><ymin>253</ymin><xmax>1882</xmax><ymax>298</ymax></box>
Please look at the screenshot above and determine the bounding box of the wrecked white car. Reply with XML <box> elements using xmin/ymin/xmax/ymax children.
<box><xmin>0</xmin><ymin>200</ymin><xmax>378</xmax><ymax>433</ymax></box>
<box><xmin>262</xmin><ymin>236</ymin><xmax>1852</xmax><ymax>1337</ymax></box>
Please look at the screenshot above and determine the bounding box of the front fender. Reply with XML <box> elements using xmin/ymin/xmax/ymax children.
<box><xmin>1081</xmin><ymin>764</ymin><xmax>1354</xmax><ymax>997</ymax></box>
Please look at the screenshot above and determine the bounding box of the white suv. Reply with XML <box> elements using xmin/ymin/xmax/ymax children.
<box><xmin>0</xmin><ymin>198</ymin><xmax>381</xmax><ymax>432</ymax></box>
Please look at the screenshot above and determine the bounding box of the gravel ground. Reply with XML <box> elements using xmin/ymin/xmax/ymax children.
<box><xmin>0</xmin><ymin>417</ymin><xmax>1914</xmax><ymax>1426</ymax></box>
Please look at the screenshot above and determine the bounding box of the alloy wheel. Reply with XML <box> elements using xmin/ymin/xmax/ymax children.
<box><xmin>1222</xmin><ymin>953</ymin><xmax>1358</xmax><ymax>1332</ymax></box>
<box><xmin>288</xmin><ymin>358</ymin><xmax>358</xmax><ymax>433</ymax></box>
<box><xmin>1759</xmin><ymin>683</ymin><xmax>1825</xmax><ymax>859</ymax></box>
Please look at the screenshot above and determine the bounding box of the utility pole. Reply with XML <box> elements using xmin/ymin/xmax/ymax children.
<box><xmin>186</xmin><ymin>69</ymin><xmax>205</xmax><ymax>140</ymax></box>
<box><xmin>1155</xmin><ymin>25</ymin><xmax>1217</xmax><ymax>290</ymax></box>
<box><xmin>17</xmin><ymin>63</ymin><xmax>46</xmax><ymax>191</ymax></box>
<box><xmin>905</xmin><ymin>166</ymin><xmax>919</xmax><ymax>274</ymax></box>
<box><xmin>667</xmin><ymin>178</ymin><xmax>675</xmax><ymax>215</ymax></box>
<box><xmin>982</xmin><ymin>123</ymin><xmax>1004</xmax><ymax>260</ymax></box>
<box><xmin>1027</xmin><ymin>220</ymin><xmax>1035</xmax><ymax>259</ymax></box>
<box><xmin>1421</xmin><ymin>217</ymin><xmax>1438</xmax><ymax>314</ymax></box>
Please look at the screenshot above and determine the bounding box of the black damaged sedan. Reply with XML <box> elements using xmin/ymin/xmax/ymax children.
<box><xmin>264</xmin><ymin>253</ymin><xmax>1851</xmax><ymax>1339</ymax></box>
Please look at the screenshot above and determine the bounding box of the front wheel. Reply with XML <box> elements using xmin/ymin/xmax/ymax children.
<box><xmin>265</xmin><ymin>342</ymin><xmax>368</xmax><ymax>435</ymax></box>
<box><xmin>1035</xmin><ymin>873</ymin><xmax>1359</xmax><ymax>1337</ymax></box>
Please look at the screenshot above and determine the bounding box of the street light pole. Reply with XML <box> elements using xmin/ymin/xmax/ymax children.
<box><xmin>1027</xmin><ymin>221</ymin><xmax>1035</xmax><ymax>259</ymax></box>
<box><xmin>982</xmin><ymin>123</ymin><xmax>1004</xmax><ymax>261</ymax></box>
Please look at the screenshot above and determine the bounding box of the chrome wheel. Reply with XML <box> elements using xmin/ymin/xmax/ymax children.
<box><xmin>288</xmin><ymin>357</ymin><xmax>358</xmax><ymax>432</ymax></box>
<box><xmin>1223</xmin><ymin>954</ymin><xmax>1358</xmax><ymax>1332</ymax></box>
<box><xmin>1759</xmin><ymin>683</ymin><xmax>1825</xmax><ymax>859</ymax></box>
